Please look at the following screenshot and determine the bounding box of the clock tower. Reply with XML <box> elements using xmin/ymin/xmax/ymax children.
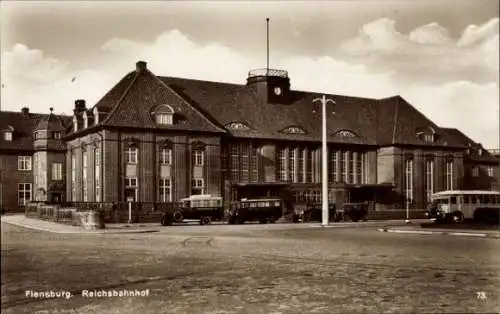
<box><xmin>246</xmin><ymin>68</ymin><xmax>291</xmax><ymax>105</ymax></box>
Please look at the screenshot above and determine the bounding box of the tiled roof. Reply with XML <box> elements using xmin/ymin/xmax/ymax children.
<box><xmin>442</xmin><ymin>127</ymin><xmax>497</xmax><ymax>162</ymax></box>
<box><xmin>92</xmin><ymin>69</ymin><xmax>225</xmax><ymax>133</ymax></box>
<box><xmin>0</xmin><ymin>111</ymin><xmax>70</xmax><ymax>152</ymax></box>
<box><xmin>161</xmin><ymin>76</ymin><xmax>379</xmax><ymax>145</ymax></box>
<box><xmin>66</xmin><ymin>62</ymin><xmax>478</xmax><ymax>149</ymax></box>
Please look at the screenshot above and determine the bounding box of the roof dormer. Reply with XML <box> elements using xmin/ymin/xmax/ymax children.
<box><xmin>3</xmin><ymin>125</ymin><xmax>14</xmax><ymax>141</ymax></box>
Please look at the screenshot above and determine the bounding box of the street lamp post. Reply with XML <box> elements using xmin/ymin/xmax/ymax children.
<box><xmin>313</xmin><ymin>95</ymin><xmax>336</xmax><ymax>227</ymax></box>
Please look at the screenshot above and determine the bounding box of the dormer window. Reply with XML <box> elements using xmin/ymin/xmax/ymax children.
<box><xmin>334</xmin><ymin>129</ymin><xmax>357</xmax><ymax>138</ymax></box>
<box><xmin>83</xmin><ymin>111</ymin><xmax>88</xmax><ymax>128</ymax></box>
<box><xmin>93</xmin><ymin>107</ymin><xmax>99</xmax><ymax>124</ymax></box>
<box><xmin>153</xmin><ymin>105</ymin><xmax>174</xmax><ymax>125</ymax></box>
<box><xmin>423</xmin><ymin>134</ymin><xmax>434</xmax><ymax>143</ymax></box>
<box><xmin>478</xmin><ymin>148</ymin><xmax>483</xmax><ymax>156</ymax></box>
<box><xmin>4</xmin><ymin>125</ymin><xmax>14</xmax><ymax>141</ymax></box>
<box><xmin>226</xmin><ymin>122</ymin><xmax>251</xmax><ymax>130</ymax></box>
<box><xmin>281</xmin><ymin>126</ymin><xmax>306</xmax><ymax>135</ymax></box>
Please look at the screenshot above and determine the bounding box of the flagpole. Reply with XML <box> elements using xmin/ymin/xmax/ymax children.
<box><xmin>266</xmin><ymin>17</ymin><xmax>270</xmax><ymax>74</ymax></box>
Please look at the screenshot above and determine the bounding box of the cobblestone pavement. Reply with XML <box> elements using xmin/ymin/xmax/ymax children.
<box><xmin>2</xmin><ymin>222</ymin><xmax>499</xmax><ymax>313</ymax></box>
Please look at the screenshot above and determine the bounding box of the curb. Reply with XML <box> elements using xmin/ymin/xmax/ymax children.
<box><xmin>377</xmin><ymin>228</ymin><xmax>500</xmax><ymax>239</ymax></box>
<box><xmin>1</xmin><ymin>220</ymin><xmax>159</xmax><ymax>235</ymax></box>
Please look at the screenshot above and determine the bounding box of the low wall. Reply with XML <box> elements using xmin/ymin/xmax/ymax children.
<box><xmin>25</xmin><ymin>203</ymin><xmax>105</xmax><ymax>229</ymax></box>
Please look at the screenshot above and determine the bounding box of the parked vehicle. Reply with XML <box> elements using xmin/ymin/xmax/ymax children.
<box><xmin>160</xmin><ymin>195</ymin><xmax>224</xmax><ymax>226</ymax></box>
<box><xmin>299</xmin><ymin>203</ymin><xmax>341</xmax><ymax>222</ymax></box>
<box><xmin>426</xmin><ymin>190</ymin><xmax>500</xmax><ymax>224</ymax></box>
<box><xmin>227</xmin><ymin>198</ymin><xmax>284</xmax><ymax>224</ymax></box>
<box><xmin>341</xmin><ymin>202</ymin><xmax>369</xmax><ymax>222</ymax></box>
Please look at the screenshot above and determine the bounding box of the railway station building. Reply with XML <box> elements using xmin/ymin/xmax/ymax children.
<box><xmin>1</xmin><ymin>61</ymin><xmax>498</xmax><ymax>212</ymax></box>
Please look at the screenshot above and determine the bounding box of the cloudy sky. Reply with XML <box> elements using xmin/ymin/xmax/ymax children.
<box><xmin>1</xmin><ymin>0</ymin><xmax>499</xmax><ymax>148</ymax></box>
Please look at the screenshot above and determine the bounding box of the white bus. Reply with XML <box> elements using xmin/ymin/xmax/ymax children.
<box><xmin>427</xmin><ymin>190</ymin><xmax>500</xmax><ymax>223</ymax></box>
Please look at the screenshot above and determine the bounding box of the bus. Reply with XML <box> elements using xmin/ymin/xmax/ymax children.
<box><xmin>427</xmin><ymin>190</ymin><xmax>500</xmax><ymax>224</ymax></box>
<box><xmin>160</xmin><ymin>195</ymin><xmax>224</xmax><ymax>226</ymax></box>
<box><xmin>227</xmin><ymin>198</ymin><xmax>284</xmax><ymax>224</ymax></box>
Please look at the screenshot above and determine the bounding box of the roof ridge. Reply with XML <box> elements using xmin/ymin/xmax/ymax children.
<box><xmin>160</xmin><ymin>75</ymin><xmax>244</xmax><ymax>87</ymax></box>
<box><xmin>100</xmin><ymin>71</ymin><xmax>141</xmax><ymax>125</ymax></box>
<box><xmin>152</xmin><ymin>71</ymin><xmax>226</xmax><ymax>133</ymax></box>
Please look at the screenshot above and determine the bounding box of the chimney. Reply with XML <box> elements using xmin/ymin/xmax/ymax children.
<box><xmin>21</xmin><ymin>107</ymin><xmax>29</xmax><ymax>115</ymax></box>
<box><xmin>73</xmin><ymin>99</ymin><xmax>86</xmax><ymax>114</ymax></box>
<box><xmin>136</xmin><ymin>61</ymin><xmax>147</xmax><ymax>72</ymax></box>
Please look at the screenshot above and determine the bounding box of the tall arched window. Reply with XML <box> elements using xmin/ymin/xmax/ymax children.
<box><xmin>425</xmin><ymin>156</ymin><xmax>434</xmax><ymax>202</ymax></box>
<box><xmin>404</xmin><ymin>154</ymin><xmax>414</xmax><ymax>208</ymax></box>
<box><xmin>445</xmin><ymin>156</ymin><xmax>454</xmax><ymax>190</ymax></box>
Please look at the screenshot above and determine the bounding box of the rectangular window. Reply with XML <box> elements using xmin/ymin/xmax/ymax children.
<box><xmin>4</xmin><ymin>132</ymin><xmax>12</xmax><ymax>141</ymax></box>
<box><xmin>349</xmin><ymin>152</ymin><xmax>355</xmax><ymax>184</ymax></box>
<box><xmin>277</xmin><ymin>147</ymin><xmax>287</xmax><ymax>182</ymax></box>
<box><xmin>126</xmin><ymin>147</ymin><xmax>138</xmax><ymax>164</ymax></box>
<box><xmin>404</xmin><ymin>159</ymin><xmax>413</xmax><ymax>206</ymax></box>
<box><xmin>306</xmin><ymin>149</ymin><xmax>313</xmax><ymax>183</ymax></box>
<box><xmin>250</xmin><ymin>145</ymin><xmax>258</xmax><ymax>182</ymax></box>
<box><xmin>191</xmin><ymin>178</ymin><xmax>204</xmax><ymax>195</ymax></box>
<box><xmin>71</xmin><ymin>153</ymin><xmax>76</xmax><ymax>201</ymax></box>
<box><xmin>488</xmin><ymin>166</ymin><xmax>494</xmax><ymax>177</ymax></box>
<box><xmin>356</xmin><ymin>152</ymin><xmax>363</xmax><ymax>184</ymax></box>
<box><xmin>328</xmin><ymin>149</ymin><xmax>337</xmax><ymax>183</ymax></box>
<box><xmin>297</xmin><ymin>148</ymin><xmax>304</xmax><ymax>183</ymax></box>
<box><xmin>230</xmin><ymin>144</ymin><xmax>239</xmax><ymax>182</ymax></box>
<box><xmin>53</xmin><ymin>132</ymin><xmax>61</xmax><ymax>139</ymax></box>
<box><xmin>446</xmin><ymin>160</ymin><xmax>454</xmax><ymax>190</ymax></box>
<box><xmin>17</xmin><ymin>156</ymin><xmax>32</xmax><ymax>171</ymax></box>
<box><xmin>192</xmin><ymin>150</ymin><xmax>204</xmax><ymax>166</ymax></box>
<box><xmin>340</xmin><ymin>151</ymin><xmax>347</xmax><ymax>183</ymax></box>
<box><xmin>159</xmin><ymin>179</ymin><xmax>172</xmax><ymax>202</ymax></box>
<box><xmin>425</xmin><ymin>159</ymin><xmax>434</xmax><ymax>202</ymax></box>
<box><xmin>95</xmin><ymin>147</ymin><xmax>101</xmax><ymax>202</ymax></box>
<box><xmin>288</xmin><ymin>147</ymin><xmax>295</xmax><ymax>182</ymax></box>
<box><xmin>160</xmin><ymin>148</ymin><xmax>172</xmax><ymax>165</ymax></box>
<box><xmin>125</xmin><ymin>177</ymin><xmax>138</xmax><ymax>201</ymax></box>
<box><xmin>156</xmin><ymin>114</ymin><xmax>173</xmax><ymax>125</ymax></box>
<box><xmin>472</xmin><ymin>167</ymin><xmax>479</xmax><ymax>177</ymax></box>
<box><xmin>240</xmin><ymin>143</ymin><xmax>249</xmax><ymax>182</ymax></box>
<box><xmin>82</xmin><ymin>150</ymin><xmax>88</xmax><ymax>202</ymax></box>
<box><xmin>18</xmin><ymin>183</ymin><xmax>32</xmax><ymax>205</ymax></box>
<box><xmin>52</xmin><ymin>162</ymin><xmax>63</xmax><ymax>181</ymax></box>
<box><xmin>362</xmin><ymin>152</ymin><xmax>367</xmax><ymax>184</ymax></box>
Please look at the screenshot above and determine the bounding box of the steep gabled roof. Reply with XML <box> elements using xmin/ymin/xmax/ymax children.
<box><xmin>0</xmin><ymin>111</ymin><xmax>71</xmax><ymax>152</ymax></box>
<box><xmin>442</xmin><ymin>127</ymin><xmax>497</xmax><ymax>162</ymax></box>
<box><xmin>93</xmin><ymin>68</ymin><xmax>225</xmax><ymax>133</ymax></box>
<box><xmin>376</xmin><ymin>96</ymin><xmax>463</xmax><ymax>148</ymax></box>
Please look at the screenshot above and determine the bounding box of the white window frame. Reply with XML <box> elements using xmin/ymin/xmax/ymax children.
<box><xmin>425</xmin><ymin>159</ymin><xmax>434</xmax><ymax>202</ymax></box>
<box><xmin>160</xmin><ymin>148</ymin><xmax>172</xmax><ymax>165</ymax></box>
<box><xmin>404</xmin><ymin>159</ymin><xmax>413</xmax><ymax>205</ymax></box>
<box><xmin>125</xmin><ymin>177</ymin><xmax>138</xmax><ymax>201</ymax></box>
<box><xmin>4</xmin><ymin>131</ymin><xmax>12</xmax><ymax>141</ymax></box>
<box><xmin>193</xmin><ymin>150</ymin><xmax>204</xmax><ymax>166</ymax></box>
<box><xmin>53</xmin><ymin>132</ymin><xmax>62</xmax><ymax>139</ymax></box>
<box><xmin>125</xmin><ymin>146</ymin><xmax>138</xmax><ymax>164</ymax></box>
<box><xmin>472</xmin><ymin>167</ymin><xmax>479</xmax><ymax>177</ymax></box>
<box><xmin>191</xmin><ymin>178</ymin><xmax>205</xmax><ymax>195</ymax></box>
<box><xmin>71</xmin><ymin>153</ymin><xmax>76</xmax><ymax>201</ymax></box>
<box><xmin>52</xmin><ymin>162</ymin><xmax>63</xmax><ymax>181</ymax></box>
<box><xmin>82</xmin><ymin>150</ymin><xmax>88</xmax><ymax>202</ymax></box>
<box><xmin>17</xmin><ymin>156</ymin><xmax>32</xmax><ymax>171</ymax></box>
<box><xmin>446</xmin><ymin>160</ymin><xmax>454</xmax><ymax>190</ymax></box>
<box><xmin>18</xmin><ymin>183</ymin><xmax>32</xmax><ymax>205</ymax></box>
<box><xmin>156</xmin><ymin>113</ymin><xmax>173</xmax><ymax>125</ymax></box>
<box><xmin>159</xmin><ymin>178</ymin><xmax>172</xmax><ymax>202</ymax></box>
<box><xmin>487</xmin><ymin>166</ymin><xmax>494</xmax><ymax>178</ymax></box>
<box><xmin>278</xmin><ymin>147</ymin><xmax>287</xmax><ymax>182</ymax></box>
<box><xmin>95</xmin><ymin>147</ymin><xmax>101</xmax><ymax>202</ymax></box>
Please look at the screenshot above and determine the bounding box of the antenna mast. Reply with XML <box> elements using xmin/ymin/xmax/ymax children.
<box><xmin>266</xmin><ymin>17</ymin><xmax>270</xmax><ymax>74</ymax></box>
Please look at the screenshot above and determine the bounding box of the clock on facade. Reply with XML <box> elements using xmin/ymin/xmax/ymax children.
<box><xmin>273</xmin><ymin>87</ymin><xmax>282</xmax><ymax>95</ymax></box>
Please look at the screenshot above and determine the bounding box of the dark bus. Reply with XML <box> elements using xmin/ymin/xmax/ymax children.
<box><xmin>227</xmin><ymin>198</ymin><xmax>284</xmax><ymax>224</ymax></box>
<box><xmin>161</xmin><ymin>195</ymin><xmax>224</xmax><ymax>226</ymax></box>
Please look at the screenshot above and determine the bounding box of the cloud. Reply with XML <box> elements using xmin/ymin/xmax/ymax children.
<box><xmin>339</xmin><ymin>17</ymin><xmax>499</xmax><ymax>84</ymax></box>
<box><xmin>1</xmin><ymin>20</ymin><xmax>498</xmax><ymax>148</ymax></box>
